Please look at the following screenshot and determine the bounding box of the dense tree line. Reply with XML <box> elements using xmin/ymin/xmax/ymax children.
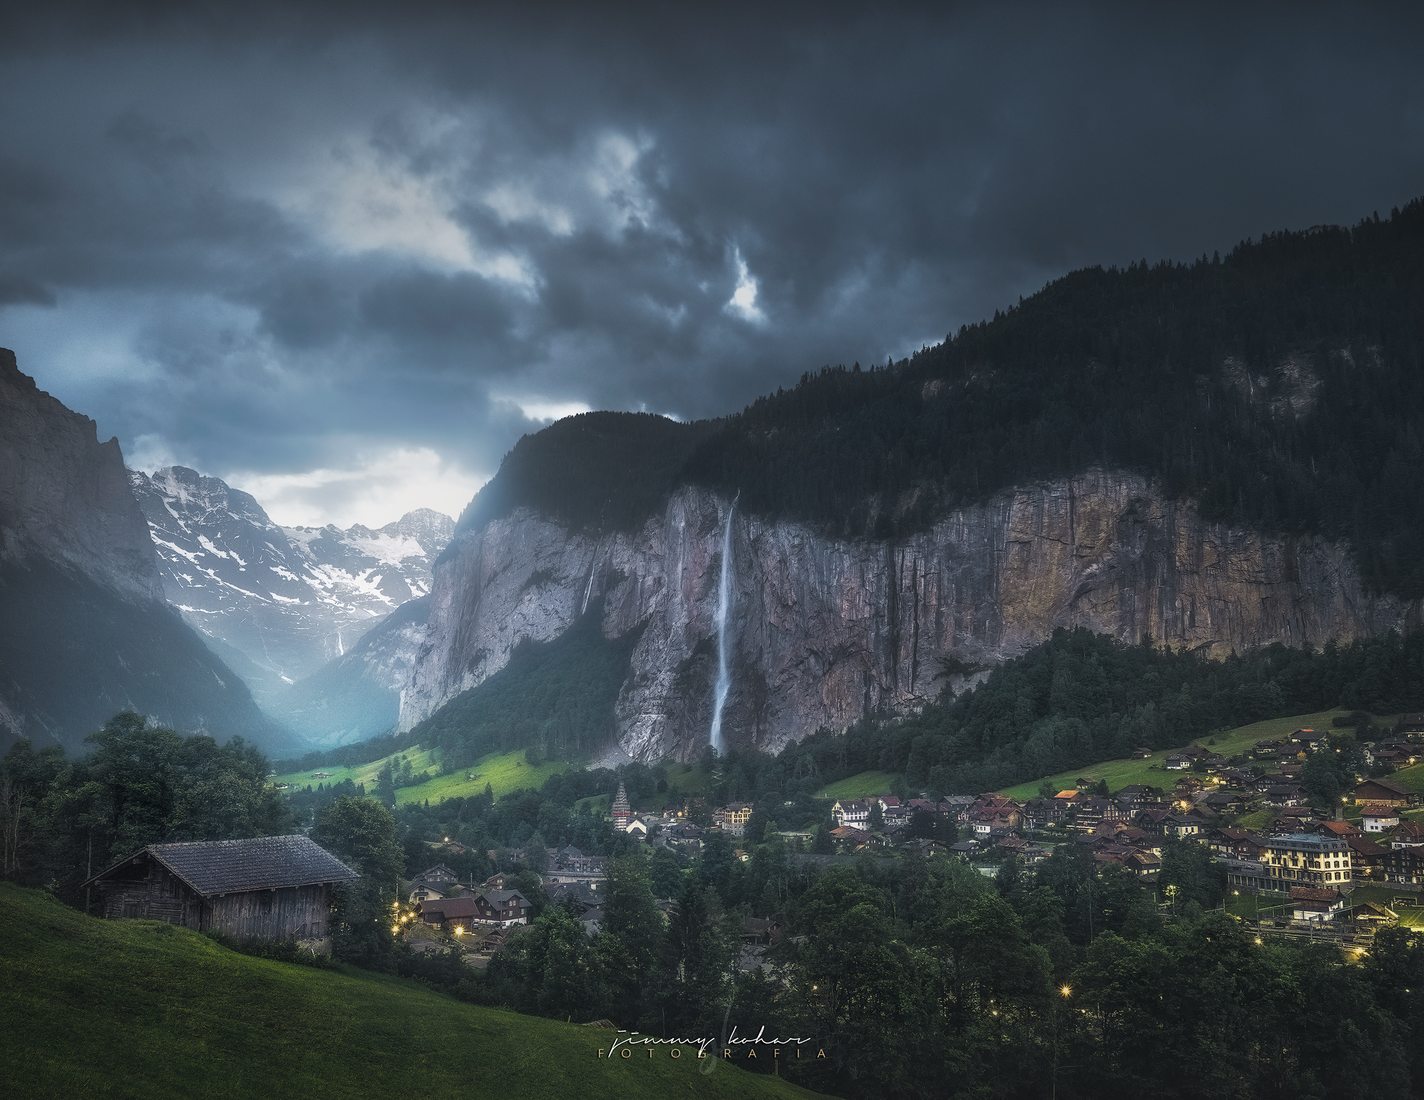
<box><xmin>0</xmin><ymin>712</ymin><xmax>290</xmax><ymax>892</ymax></box>
<box><xmin>461</xmin><ymin>830</ymin><xmax>1423</xmax><ymax>1098</ymax></box>
<box><xmin>765</xmin><ymin>628</ymin><xmax>1424</xmax><ymax>797</ymax></box>
<box><xmin>452</xmin><ymin>200</ymin><xmax>1424</xmax><ymax>596</ymax></box>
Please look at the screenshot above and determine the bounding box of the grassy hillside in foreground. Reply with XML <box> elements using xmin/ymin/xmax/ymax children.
<box><xmin>274</xmin><ymin>747</ymin><xmax>572</xmax><ymax>805</ymax></box>
<box><xmin>997</xmin><ymin>709</ymin><xmax>1386</xmax><ymax>800</ymax></box>
<box><xmin>0</xmin><ymin>884</ymin><xmax>821</xmax><ymax>1100</ymax></box>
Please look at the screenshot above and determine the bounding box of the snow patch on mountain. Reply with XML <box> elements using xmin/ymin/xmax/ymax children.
<box><xmin>128</xmin><ymin>466</ymin><xmax>453</xmax><ymax>709</ymax></box>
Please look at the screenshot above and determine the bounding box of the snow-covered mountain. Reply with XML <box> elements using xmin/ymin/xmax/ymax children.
<box><xmin>128</xmin><ymin>466</ymin><xmax>453</xmax><ymax>709</ymax></box>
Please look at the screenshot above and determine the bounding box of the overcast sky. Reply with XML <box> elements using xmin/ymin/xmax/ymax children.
<box><xmin>2</xmin><ymin>2</ymin><xmax>1422</xmax><ymax>526</ymax></box>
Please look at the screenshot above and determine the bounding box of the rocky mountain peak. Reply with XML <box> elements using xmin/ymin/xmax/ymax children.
<box><xmin>0</xmin><ymin>348</ymin><xmax>162</xmax><ymax>604</ymax></box>
<box><xmin>127</xmin><ymin>467</ymin><xmax>453</xmax><ymax>707</ymax></box>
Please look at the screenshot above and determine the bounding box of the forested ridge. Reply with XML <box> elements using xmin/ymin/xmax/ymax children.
<box><xmin>767</xmin><ymin>627</ymin><xmax>1424</xmax><ymax>798</ymax></box>
<box><xmin>455</xmin><ymin>198</ymin><xmax>1424</xmax><ymax>595</ymax></box>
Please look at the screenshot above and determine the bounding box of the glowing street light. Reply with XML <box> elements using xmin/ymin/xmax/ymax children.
<box><xmin>1059</xmin><ymin>984</ymin><xmax>1072</xmax><ymax>999</ymax></box>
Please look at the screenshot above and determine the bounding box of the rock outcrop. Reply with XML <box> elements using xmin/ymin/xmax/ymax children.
<box><xmin>0</xmin><ymin>349</ymin><xmax>162</xmax><ymax>603</ymax></box>
<box><xmin>401</xmin><ymin>470</ymin><xmax>1420</xmax><ymax>761</ymax></box>
<box><xmin>0</xmin><ymin>349</ymin><xmax>290</xmax><ymax>754</ymax></box>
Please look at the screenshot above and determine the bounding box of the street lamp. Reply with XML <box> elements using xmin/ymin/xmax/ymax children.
<box><xmin>1052</xmin><ymin>984</ymin><xmax>1072</xmax><ymax>1099</ymax></box>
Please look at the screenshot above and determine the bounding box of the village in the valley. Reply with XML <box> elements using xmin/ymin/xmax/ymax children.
<box><xmin>396</xmin><ymin>715</ymin><xmax>1424</xmax><ymax>969</ymax></box>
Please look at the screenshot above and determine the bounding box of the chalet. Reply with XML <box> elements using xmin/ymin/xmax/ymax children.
<box><xmin>1200</xmin><ymin>790</ymin><xmax>1247</xmax><ymax>815</ymax></box>
<box><xmin>1024</xmin><ymin>797</ymin><xmax>1066</xmax><ymax>829</ymax></box>
<box><xmin>1125</xmin><ymin>849</ymin><xmax>1161</xmax><ymax>878</ymax></box>
<box><xmin>547</xmin><ymin>880</ymin><xmax>603</xmax><ymax>911</ymax></box>
<box><xmin>1362</xmin><ymin>804</ymin><xmax>1402</xmax><ymax>833</ymax></box>
<box><xmin>1363</xmin><ymin>741</ymin><xmax>1417</xmax><ymax>769</ymax></box>
<box><xmin>553</xmin><ymin>845</ymin><xmax>603</xmax><ymax>872</ymax></box>
<box><xmin>472</xmin><ymin>889</ymin><xmax>531</xmax><ymax>927</ymax></box>
<box><xmin>1391</xmin><ymin>821</ymin><xmax>1424</xmax><ymax>848</ymax></box>
<box><xmin>1399</xmin><ymin>713</ymin><xmax>1424</xmax><ymax>737</ymax></box>
<box><xmin>1132</xmin><ymin>808</ymin><xmax>1174</xmax><ymax>836</ymax></box>
<box><xmin>1290</xmin><ymin>728</ymin><xmax>1327</xmax><ymax>752</ymax></box>
<box><xmin>1353</xmin><ymin>777</ymin><xmax>1412</xmax><ymax>808</ymax></box>
<box><xmin>876</xmin><ymin>796</ymin><xmax>910</xmax><ymax>828</ymax></box>
<box><xmin>1317</xmin><ymin>819</ymin><xmax>1361</xmax><ymax>839</ymax></box>
<box><xmin>970</xmin><ymin>803</ymin><xmax>1022</xmax><ymax>838</ymax></box>
<box><xmin>1264</xmin><ymin>784</ymin><xmax>1307</xmax><ymax>807</ymax></box>
<box><xmin>1205</xmin><ymin>827</ymin><xmax>1266</xmax><ymax>860</ymax></box>
<box><xmin>1115</xmin><ymin>784</ymin><xmax>1162</xmax><ymax>807</ymax></box>
<box><xmin>1346</xmin><ymin>834</ymin><xmax>1388</xmax><ymax>878</ymax></box>
<box><xmin>1382</xmin><ymin>845</ymin><xmax>1424</xmax><ymax>887</ymax></box>
<box><xmin>1165</xmin><ymin>745</ymin><xmax>1211</xmax><ymax>771</ymax></box>
<box><xmin>1350</xmin><ymin>900</ymin><xmax>1399</xmax><ymax>928</ymax></box>
<box><xmin>419</xmin><ymin>895</ymin><xmax>480</xmax><ymax>931</ymax></box>
<box><xmin>661</xmin><ymin>822</ymin><xmax>705</xmax><ymax>852</ymax></box>
<box><xmin>1271</xmin><ymin>807</ymin><xmax>1320</xmax><ymax>832</ymax></box>
<box><xmin>1290</xmin><ymin>886</ymin><xmax>1346</xmax><ymax>923</ymax></box>
<box><xmin>1072</xmin><ymin>797</ymin><xmax>1130</xmax><ymax>834</ymax></box>
<box><xmin>741</xmin><ymin>916</ymin><xmax>784</xmax><ymax>946</ymax></box>
<box><xmin>1163</xmin><ymin>812</ymin><xmax>1205</xmax><ymax>839</ymax></box>
<box><xmin>83</xmin><ymin>835</ymin><xmax>357</xmax><ymax>952</ymax></box>
<box><xmin>910</xmin><ymin>797</ymin><xmax>957</xmax><ymax>822</ymax></box>
<box><xmin>408</xmin><ymin>863</ymin><xmax>460</xmax><ymax>903</ymax></box>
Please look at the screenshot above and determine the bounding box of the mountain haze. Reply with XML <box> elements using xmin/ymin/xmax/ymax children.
<box><xmin>0</xmin><ymin>351</ymin><xmax>288</xmax><ymax>754</ymax></box>
<box><xmin>128</xmin><ymin>465</ymin><xmax>450</xmax><ymax>709</ymax></box>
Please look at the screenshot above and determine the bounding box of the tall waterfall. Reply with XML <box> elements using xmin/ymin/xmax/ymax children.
<box><xmin>708</xmin><ymin>495</ymin><xmax>738</xmax><ymax>754</ymax></box>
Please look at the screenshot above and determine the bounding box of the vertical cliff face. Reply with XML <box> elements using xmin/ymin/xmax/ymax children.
<box><xmin>401</xmin><ymin>469</ymin><xmax>1421</xmax><ymax>762</ymax></box>
<box><xmin>0</xmin><ymin>349</ymin><xmax>290</xmax><ymax>753</ymax></box>
<box><xmin>0</xmin><ymin>349</ymin><xmax>162</xmax><ymax>603</ymax></box>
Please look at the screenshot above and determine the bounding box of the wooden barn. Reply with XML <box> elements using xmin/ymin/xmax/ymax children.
<box><xmin>82</xmin><ymin>835</ymin><xmax>359</xmax><ymax>952</ymax></box>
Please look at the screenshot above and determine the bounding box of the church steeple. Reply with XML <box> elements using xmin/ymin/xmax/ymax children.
<box><xmin>612</xmin><ymin>780</ymin><xmax>632</xmax><ymax>828</ymax></box>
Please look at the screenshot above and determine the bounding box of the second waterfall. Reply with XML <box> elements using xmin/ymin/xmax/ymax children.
<box><xmin>707</xmin><ymin>494</ymin><xmax>738</xmax><ymax>755</ymax></box>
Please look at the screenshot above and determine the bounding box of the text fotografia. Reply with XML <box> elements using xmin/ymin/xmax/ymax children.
<box><xmin>598</xmin><ymin>1027</ymin><xmax>827</xmax><ymax>1061</ymax></box>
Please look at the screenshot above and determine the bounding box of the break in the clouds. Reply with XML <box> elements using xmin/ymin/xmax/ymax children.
<box><xmin>2</xmin><ymin>2</ymin><xmax>1422</xmax><ymax>525</ymax></box>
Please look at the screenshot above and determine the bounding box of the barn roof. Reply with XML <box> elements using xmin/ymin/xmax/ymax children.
<box><xmin>84</xmin><ymin>835</ymin><xmax>359</xmax><ymax>896</ymax></box>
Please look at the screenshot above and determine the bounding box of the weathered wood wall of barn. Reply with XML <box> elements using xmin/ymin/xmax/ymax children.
<box><xmin>93</xmin><ymin>854</ymin><xmax>203</xmax><ymax>929</ymax></box>
<box><xmin>206</xmin><ymin>883</ymin><xmax>332</xmax><ymax>945</ymax></box>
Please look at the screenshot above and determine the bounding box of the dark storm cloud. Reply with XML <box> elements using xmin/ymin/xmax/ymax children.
<box><xmin>2</xmin><ymin>1</ymin><xmax>1422</xmax><ymax>524</ymax></box>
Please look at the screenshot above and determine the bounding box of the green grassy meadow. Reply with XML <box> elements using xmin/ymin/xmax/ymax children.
<box><xmin>997</xmin><ymin>709</ymin><xmax>1376</xmax><ymax>800</ymax></box>
<box><xmin>814</xmin><ymin>771</ymin><xmax>899</xmax><ymax>800</ymax></box>
<box><xmin>1386</xmin><ymin>761</ymin><xmax>1424</xmax><ymax>794</ymax></box>
<box><xmin>0</xmin><ymin>884</ymin><xmax>820</xmax><ymax>1100</ymax></box>
<box><xmin>274</xmin><ymin>747</ymin><xmax>573</xmax><ymax>806</ymax></box>
<box><xmin>394</xmin><ymin>750</ymin><xmax>573</xmax><ymax>805</ymax></box>
<box><xmin>273</xmin><ymin>744</ymin><xmax>441</xmax><ymax>790</ymax></box>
